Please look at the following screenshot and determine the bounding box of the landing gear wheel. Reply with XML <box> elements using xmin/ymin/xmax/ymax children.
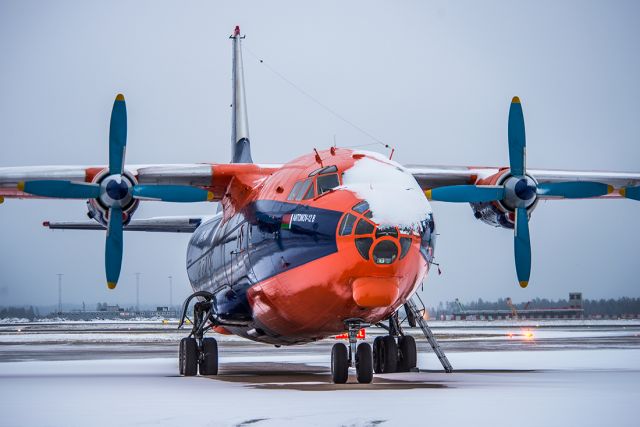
<box><xmin>199</xmin><ymin>337</ymin><xmax>218</xmax><ymax>375</ymax></box>
<box><xmin>331</xmin><ymin>343</ymin><xmax>349</xmax><ymax>384</ymax></box>
<box><xmin>379</xmin><ymin>335</ymin><xmax>398</xmax><ymax>373</ymax></box>
<box><xmin>178</xmin><ymin>338</ymin><xmax>185</xmax><ymax>375</ymax></box>
<box><xmin>373</xmin><ymin>336</ymin><xmax>384</xmax><ymax>374</ymax></box>
<box><xmin>398</xmin><ymin>335</ymin><xmax>417</xmax><ymax>372</ymax></box>
<box><xmin>355</xmin><ymin>342</ymin><xmax>373</xmax><ymax>384</ymax></box>
<box><xmin>181</xmin><ymin>337</ymin><xmax>198</xmax><ymax>376</ymax></box>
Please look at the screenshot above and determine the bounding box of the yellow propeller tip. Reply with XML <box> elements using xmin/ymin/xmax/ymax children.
<box><xmin>607</xmin><ymin>185</ymin><xmax>614</xmax><ymax>194</ymax></box>
<box><xmin>519</xmin><ymin>281</ymin><xmax>529</xmax><ymax>288</ymax></box>
<box><xmin>115</xmin><ymin>94</ymin><xmax>125</xmax><ymax>101</ymax></box>
<box><xmin>107</xmin><ymin>282</ymin><xmax>117</xmax><ymax>290</ymax></box>
<box><xmin>620</xmin><ymin>188</ymin><xmax>627</xmax><ymax>197</ymax></box>
<box><xmin>17</xmin><ymin>181</ymin><xmax>25</xmax><ymax>192</ymax></box>
<box><xmin>425</xmin><ymin>189</ymin><xmax>433</xmax><ymax>200</ymax></box>
<box><xmin>207</xmin><ymin>191</ymin><xmax>215</xmax><ymax>201</ymax></box>
<box><xmin>0</xmin><ymin>196</ymin><xmax>4</xmax><ymax>204</ymax></box>
<box><xmin>511</xmin><ymin>96</ymin><xmax>521</xmax><ymax>104</ymax></box>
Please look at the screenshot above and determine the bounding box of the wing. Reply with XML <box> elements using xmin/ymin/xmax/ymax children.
<box><xmin>0</xmin><ymin>163</ymin><xmax>281</xmax><ymax>201</ymax></box>
<box><xmin>406</xmin><ymin>165</ymin><xmax>640</xmax><ymax>199</ymax></box>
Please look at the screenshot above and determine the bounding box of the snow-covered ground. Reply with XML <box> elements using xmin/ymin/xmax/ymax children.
<box><xmin>0</xmin><ymin>323</ymin><xmax>638</xmax><ymax>426</ymax></box>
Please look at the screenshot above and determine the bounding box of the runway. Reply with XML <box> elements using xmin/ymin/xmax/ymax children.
<box><xmin>1</xmin><ymin>321</ymin><xmax>639</xmax><ymax>426</ymax></box>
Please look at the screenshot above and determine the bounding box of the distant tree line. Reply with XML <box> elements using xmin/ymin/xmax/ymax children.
<box><xmin>429</xmin><ymin>297</ymin><xmax>640</xmax><ymax>318</ymax></box>
<box><xmin>0</xmin><ymin>306</ymin><xmax>38</xmax><ymax>320</ymax></box>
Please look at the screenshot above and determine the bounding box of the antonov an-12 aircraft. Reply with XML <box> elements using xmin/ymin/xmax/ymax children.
<box><xmin>1</xmin><ymin>26</ymin><xmax>639</xmax><ymax>383</ymax></box>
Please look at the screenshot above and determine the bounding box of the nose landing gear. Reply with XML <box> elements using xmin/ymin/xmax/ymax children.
<box><xmin>331</xmin><ymin>319</ymin><xmax>374</xmax><ymax>384</ymax></box>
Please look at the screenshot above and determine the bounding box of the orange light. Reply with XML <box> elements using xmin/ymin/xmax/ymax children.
<box><xmin>334</xmin><ymin>328</ymin><xmax>366</xmax><ymax>340</ymax></box>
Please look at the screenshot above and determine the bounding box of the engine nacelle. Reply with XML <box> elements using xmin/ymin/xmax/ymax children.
<box><xmin>469</xmin><ymin>169</ymin><xmax>538</xmax><ymax>229</ymax></box>
<box><xmin>85</xmin><ymin>168</ymin><xmax>140</xmax><ymax>226</ymax></box>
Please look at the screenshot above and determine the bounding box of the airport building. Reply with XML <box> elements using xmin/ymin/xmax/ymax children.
<box><xmin>449</xmin><ymin>292</ymin><xmax>585</xmax><ymax>320</ymax></box>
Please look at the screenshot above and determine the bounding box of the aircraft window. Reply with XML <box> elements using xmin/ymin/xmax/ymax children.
<box><xmin>309</xmin><ymin>165</ymin><xmax>338</xmax><ymax>176</ymax></box>
<box><xmin>399</xmin><ymin>237</ymin><xmax>412</xmax><ymax>259</ymax></box>
<box><xmin>317</xmin><ymin>173</ymin><xmax>340</xmax><ymax>195</ymax></box>
<box><xmin>352</xmin><ymin>201</ymin><xmax>369</xmax><ymax>214</ymax></box>
<box><xmin>355</xmin><ymin>219</ymin><xmax>374</xmax><ymax>235</ymax></box>
<box><xmin>287</xmin><ymin>181</ymin><xmax>304</xmax><ymax>201</ymax></box>
<box><xmin>302</xmin><ymin>180</ymin><xmax>316</xmax><ymax>200</ymax></box>
<box><xmin>355</xmin><ymin>237</ymin><xmax>373</xmax><ymax>260</ymax></box>
<box><xmin>372</xmin><ymin>241</ymin><xmax>398</xmax><ymax>265</ymax></box>
<box><xmin>364</xmin><ymin>211</ymin><xmax>373</xmax><ymax>219</ymax></box>
<box><xmin>376</xmin><ymin>227</ymin><xmax>398</xmax><ymax>239</ymax></box>
<box><xmin>339</xmin><ymin>213</ymin><xmax>357</xmax><ymax>235</ymax></box>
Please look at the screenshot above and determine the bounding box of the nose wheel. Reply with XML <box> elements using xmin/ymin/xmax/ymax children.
<box><xmin>331</xmin><ymin>319</ymin><xmax>373</xmax><ymax>384</ymax></box>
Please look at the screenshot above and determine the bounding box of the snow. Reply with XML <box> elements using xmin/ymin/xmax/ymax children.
<box><xmin>340</xmin><ymin>150</ymin><xmax>432</xmax><ymax>229</ymax></box>
<box><xmin>1</xmin><ymin>323</ymin><xmax>639</xmax><ymax>426</ymax></box>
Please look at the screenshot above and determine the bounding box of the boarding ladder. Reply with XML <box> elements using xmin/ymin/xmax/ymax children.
<box><xmin>406</xmin><ymin>297</ymin><xmax>453</xmax><ymax>373</ymax></box>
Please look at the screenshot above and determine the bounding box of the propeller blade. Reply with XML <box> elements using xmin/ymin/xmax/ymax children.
<box><xmin>105</xmin><ymin>206</ymin><xmax>124</xmax><ymax>289</ymax></box>
<box><xmin>620</xmin><ymin>186</ymin><xmax>640</xmax><ymax>201</ymax></box>
<box><xmin>425</xmin><ymin>185</ymin><xmax>505</xmax><ymax>203</ymax></box>
<box><xmin>514</xmin><ymin>207</ymin><xmax>531</xmax><ymax>288</ymax></box>
<box><xmin>508</xmin><ymin>96</ymin><xmax>526</xmax><ymax>176</ymax></box>
<box><xmin>537</xmin><ymin>182</ymin><xmax>613</xmax><ymax>198</ymax></box>
<box><xmin>132</xmin><ymin>185</ymin><xmax>214</xmax><ymax>202</ymax></box>
<box><xmin>18</xmin><ymin>180</ymin><xmax>100</xmax><ymax>199</ymax></box>
<box><xmin>109</xmin><ymin>94</ymin><xmax>127</xmax><ymax>175</ymax></box>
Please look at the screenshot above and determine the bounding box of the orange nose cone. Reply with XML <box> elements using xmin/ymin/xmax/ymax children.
<box><xmin>352</xmin><ymin>277</ymin><xmax>400</xmax><ymax>308</ymax></box>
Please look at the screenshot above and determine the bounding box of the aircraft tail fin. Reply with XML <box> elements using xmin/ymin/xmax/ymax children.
<box><xmin>230</xmin><ymin>26</ymin><xmax>253</xmax><ymax>164</ymax></box>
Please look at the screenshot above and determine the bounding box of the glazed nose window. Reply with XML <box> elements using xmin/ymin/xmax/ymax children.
<box><xmin>372</xmin><ymin>240</ymin><xmax>398</xmax><ymax>264</ymax></box>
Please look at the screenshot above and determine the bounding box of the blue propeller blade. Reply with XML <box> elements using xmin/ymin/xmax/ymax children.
<box><xmin>508</xmin><ymin>96</ymin><xmax>526</xmax><ymax>176</ymax></box>
<box><xmin>537</xmin><ymin>182</ymin><xmax>612</xmax><ymax>198</ymax></box>
<box><xmin>514</xmin><ymin>207</ymin><xmax>531</xmax><ymax>288</ymax></box>
<box><xmin>132</xmin><ymin>185</ymin><xmax>213</xmax><ymax>202</ymax></box>
<box><xmin>109</xmin><ymin>94</ymin><xmax>127</xmax><ymax>175</ymax></box>
<box><xmin>19</xmin><ymin>180</ymin><xmax>100</xmax><ymax>199</ymax></box>
<box><xmin>621</xmin><ymin>186</ymin><xmax>640</xmax><ymax>201</ymax></box>
<box><xmin>105</xmin><ymin>206</ymin><xmax>123</xmax><ymax>289</ymax></box>
<box><xmin>426</xmin><ymin>185</ymin><xmax>505</xmax><ymax>203</ymax></box>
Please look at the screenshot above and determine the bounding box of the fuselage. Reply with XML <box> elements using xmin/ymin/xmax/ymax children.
<box><xmin>186</xmin><ymin>148</ymin><xmax>435</xmax><ymax>345</ymax></box>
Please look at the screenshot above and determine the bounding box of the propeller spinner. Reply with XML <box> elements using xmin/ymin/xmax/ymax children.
<box><xmin>425</xmin><ymin>97</ymin><xmax>613</xmax><ymax>288</ymax></box>
<box><xmin>17</xmin><ymin>94</ymin><xmax>214</xmax><ymax>289</ymax></box>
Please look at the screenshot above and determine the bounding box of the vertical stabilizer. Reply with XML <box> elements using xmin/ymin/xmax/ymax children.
<box><xmin>230</xmin><ymin>26</ymin><xmax>253</xmax><ymax>163</ymax></box>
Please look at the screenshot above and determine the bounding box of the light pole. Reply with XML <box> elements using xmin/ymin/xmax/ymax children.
<box><xmin>56</xmin><ymin>273</ymin><xmax>63</xmax><ymax>313</ymax></box>
<box><xmin>135</xmin><ymin>272</ymin><xmax>141</xmax><ymax>312</ymax></box>
<box><xmin>168</xmin><ymin>275</ymin><xmax>173</xmax><ymax>309</ymax></box>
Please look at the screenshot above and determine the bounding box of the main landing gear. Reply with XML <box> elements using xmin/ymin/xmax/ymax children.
<box><xmin>178</xmin><ymin>291</ymin><xmax>219</xmax><ymax>376</ymax></box>
<box><xmin>331</xmin><ymin>319</ymin><xmax>374</xmax><ymax>384</ymax></box>
<box><xmin>372</xmin><ymin>312</ymin><xmax>418</xmax><ymax>374</ymax></box>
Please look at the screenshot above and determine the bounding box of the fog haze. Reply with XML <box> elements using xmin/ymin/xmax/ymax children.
<box><xmin>1</xmin><ymin>0</ymin><xmax>639</xmax><ymax>307</ymax></box>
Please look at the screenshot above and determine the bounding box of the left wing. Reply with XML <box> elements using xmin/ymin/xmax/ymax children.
<box><xmin>406</xmin><ymin>165</ymin><xmax>640</xmax><ymax>199</ymax></box>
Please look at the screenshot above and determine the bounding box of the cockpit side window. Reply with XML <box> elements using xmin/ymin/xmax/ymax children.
<box><xmin>302</xmin><ymin>180</ymin><xmax>316</xmax><ymax>200</ymax></box>
<box><xmin>288</xmin><ymin>178</ymin><xmax>314</xmax><ymax>201</ymax></box>
<box><xmin>309</xmin><ymin>165</ymin><xmax>338</xmax><ymax>177</ymax></box>
<box><xmin>317</xmin><ymin>173</ymin><xmax>340</xmax><ymax>195</ymax></box>
<box><xmin>287</xmin><ymin>181</ymin><xmax>304</xmax><ymax>201</ymax></box>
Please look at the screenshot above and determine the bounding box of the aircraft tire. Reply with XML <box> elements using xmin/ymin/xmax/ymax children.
<box><xmin>178</xmin><ymin>338</ymin><xmax>185</xmax><ymax>375</ymax></box>
<box><xmin>181</xmin><ymin>337</ymin><xmax>198</xmax><ymax>376</ymax></box>
<box><xmin>331</xmin><ymin>343</ymin><xmax>349</xmax><ymax>384</ymax></box>
<box><xmin>355</xmin><ymin>342</ymin><xmax>373</xmax><ymax>384</ymax></box>
<box><xmin>380</xmin><ymin>335</ymin><xmax>398</xmax><ymax>373</ymax></box>
<box><xmin>199</xmin><ymin>337</ymin><xmax>219</xmax><ymax>375</ymax></box>
<box><xmin>397</xmin><ymin>335</ymin><xmax>417</xmax><ymax>372</ymax></box>
<box><xmin>372</xmin><ymin>336</ymin><xmax>384</xmax><ymax>373</ymax></box>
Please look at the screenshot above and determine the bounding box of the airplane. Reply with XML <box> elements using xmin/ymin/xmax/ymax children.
<box><xmin>2</xmin><ymin>25</ymin><xmax>640</xmax><ymax>384</ymax></box>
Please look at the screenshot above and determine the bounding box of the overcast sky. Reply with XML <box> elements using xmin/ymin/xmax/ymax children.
<box><xmin>1</xmin><ymin>0</ymin><xmax>639</xmax><ymax>308</ymax></box>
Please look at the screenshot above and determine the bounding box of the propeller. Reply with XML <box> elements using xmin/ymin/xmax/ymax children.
<box><xmin>425</xmin><ymin>97</ymin><xmax>613</xmax><ymax>288</ymax></box>
<box><xmin>17</xmin><ymin>94</ymin><xmax>213</xmax><ymax>289</ymax></box>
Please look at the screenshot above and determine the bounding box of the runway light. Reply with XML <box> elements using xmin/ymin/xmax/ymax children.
<box><xmin>522</xmin><ymin>329</ymin><xmax>535</xmax><ymax>340</ymax></box>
